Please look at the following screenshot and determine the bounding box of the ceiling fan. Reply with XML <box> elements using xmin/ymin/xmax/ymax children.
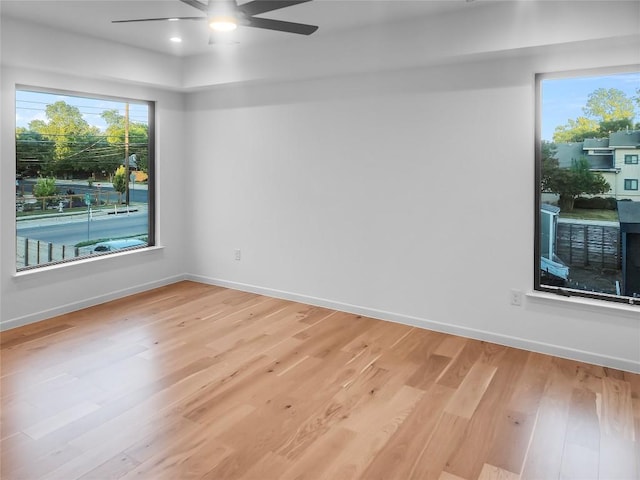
<box><xmin>113</xmin><ymin>0</ymin><xmax>318</xmax><ymax>43</ymax></box>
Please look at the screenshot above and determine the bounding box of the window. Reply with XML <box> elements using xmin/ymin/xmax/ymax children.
<box><xmin>535</xmin><ymin>68</ymin><xmax>640</xmax><ymax>305</ymax></box>
<box><xmin>625</xmin><ymin>179</ymin><xmax>639</xmax><ymax>191</ymax></box>
<box><xmin>15</xmin><ymin>87</ymin><xmax>155</xmax><ymax>271</ymax></box>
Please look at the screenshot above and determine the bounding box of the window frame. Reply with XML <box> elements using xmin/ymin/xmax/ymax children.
<box><xmin>534</xmin><ymin>66</ymin><xmax>640</xmax><ymax>307</ymax></box>
<box><xmin>624</xmin><ymin>154</ymin><xmax>639</xmax><ymax>165</ymax></box>
<box><xmin>624</xmin><ymin>178</ymin><xmax>639</xmax><ymax>191</ymax></box>
<box><xmin>15</xmin><ymin>85</ymin><xmax>156</xmax><ymax>271</ymax></box>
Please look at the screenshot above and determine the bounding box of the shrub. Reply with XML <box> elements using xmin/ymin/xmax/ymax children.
<box><xmin>113</xmin><ymin>165</ymin><xmax>127</xmax><ymax>195</ymax></box>
<box><xmin>32</xmin><ymin>177</ymin><xmax>58</xmax><ymax>198</ymax></box>
<box><xmin>573</xmin><ymin>196</ymin><xmax>617</xmax><ymax>210</ymax></box>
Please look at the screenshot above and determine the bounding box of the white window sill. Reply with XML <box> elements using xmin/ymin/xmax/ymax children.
<box><xmin>12</xmin><ymin>245</ymin><xmax>164</xmax><ymax>279</ymax></box>
<box><xmin>527</xmin><ymin>291</ymin><xmax>640</xmax><ymax>317</ymax></box>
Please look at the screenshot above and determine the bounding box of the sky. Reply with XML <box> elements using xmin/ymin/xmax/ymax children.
<box><xmin>16</xmin><ymin>90</ymin><xmax>149</xmax><ymax>132</ymax></box>
<box><xmin>16</xmin><ymin>72</ymin><xmax>639</xmax><ymax>140</ymax></box>
<box><xmin>541</xmin><ymin>71</ymin><xmax>640</xmax><ymax>141</ymax></box>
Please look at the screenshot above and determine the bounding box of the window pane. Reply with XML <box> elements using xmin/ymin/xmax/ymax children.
<box><xmin>536</xmin><ymin>70</ymin><xmax>640</xmax><ymax>303</ymax></box>
<box><xmin>16</xmin><ymin>88</ymin><xmax>154</xmax><ymax>270</ymax></box>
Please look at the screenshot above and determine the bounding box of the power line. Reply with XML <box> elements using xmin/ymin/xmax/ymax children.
<box><xmin>16</xmin><ymin>107</ymin><xmax>149</xmax><ymax>123</ymax></box>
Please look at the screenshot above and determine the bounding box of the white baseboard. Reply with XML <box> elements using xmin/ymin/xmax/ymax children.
<box><xmin>0</xmin><ymin>274</ymin><xmax>186</xmax><ymax>331</ymax></box>
<box><xmin>186</xmin><ymin>274</ymin><xmax>640</xmax><ymax>374</ymax></box>
<box><xmin>4</xmin><ymin>272</ymin><xmax>637</xmax><ymax>374</ymax></box>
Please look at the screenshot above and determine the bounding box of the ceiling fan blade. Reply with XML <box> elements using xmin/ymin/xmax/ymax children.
<box><xmin>112</xmin><ymin>16</ymin><xmax>205</xmax><ymax>23</ymax></box>
<box><xmin>180</xmin><ymin>0</ymin><xmax>208</xmax><ymax>12</ymax></box>
<box><xmin>239</xmin><ymin>0</ymin><xmax>312</xmax><ymax>17</ymax></box>
<box><xmin>246</xmin><ymin>16</ymin><xmax>318</xmax><ymax>35</ymax></box>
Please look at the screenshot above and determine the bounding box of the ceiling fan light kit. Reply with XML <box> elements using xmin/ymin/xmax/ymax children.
<box><xmin>209</xmin><ymin>15</ymin><xmax>238</xmax><ymax>31</ymax></box>
<box><xmin>113</xmin><ymin>0</ymin><xmax>318</xmax><ymax>43</ymax></box>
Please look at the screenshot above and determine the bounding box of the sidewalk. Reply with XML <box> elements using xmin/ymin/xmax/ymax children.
<box><xmin>17</xmin><ymin>203</ymin><xmax>148</xmax><ymax>227</ymax></box>
<box><xmin>557</xmin><ymin>217</ymin><xmax>619</xmax><ymax>227</ymax></box>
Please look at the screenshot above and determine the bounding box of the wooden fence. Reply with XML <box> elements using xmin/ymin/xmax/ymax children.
<box><xmin>556</xmin><ymin>222</ymin><xmax>620</xmax><ymax>270</ymax></box>
<box><xmin>16</xmin><ymin>192</ymin><xmax>122</xmax><ymax>213</ymax></box>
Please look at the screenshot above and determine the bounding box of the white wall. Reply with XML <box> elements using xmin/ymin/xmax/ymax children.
<box><xmin>0</xmin><ymin>21</ymin><xmax>187</xmax><ymax>327</ymax></box>
<box><xmin>184</xmin><ymin>42</ymin><xmax>640</xmax><ymax>372</ymax></box>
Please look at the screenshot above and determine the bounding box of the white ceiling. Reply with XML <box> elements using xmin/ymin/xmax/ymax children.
<box><xmin>0</xmin><ymin>0</ymin><xmax>475</xmax><ymax>57</ymax></box>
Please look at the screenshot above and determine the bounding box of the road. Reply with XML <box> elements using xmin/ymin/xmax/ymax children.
<box><xmin>17</xmin><ymin>211</ymin><xmax>148</xmax><ymax>245</ymax></box>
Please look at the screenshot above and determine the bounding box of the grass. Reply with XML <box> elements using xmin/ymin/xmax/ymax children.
<box><xmin>16</xmin><ymin>206</ymin><xmax>90</xmax><ymax>217</ymax></box>
<box><xmin>559</xmin><ymin>208</ymin><xmax>619</xmax><ymax>222</ymax></box>
<box><xmin>16</xmin><ymin>203</ymin><xmax>139</xmax><ymax>218</ymax></box>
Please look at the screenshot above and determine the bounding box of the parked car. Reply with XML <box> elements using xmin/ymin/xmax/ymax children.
<box><xmin>93</xmin><ymin>238</ymin><xmax>146</xmax><ymax>253</ymax></box>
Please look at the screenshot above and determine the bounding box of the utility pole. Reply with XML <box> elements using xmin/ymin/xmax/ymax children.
<box><xmin>124</xmin><ymin>103</ymin><xmax>130</xmax><ymax>206</ymax></box>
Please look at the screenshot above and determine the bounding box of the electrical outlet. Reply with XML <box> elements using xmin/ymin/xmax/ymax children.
<box><xmin>234</xmin><ymin>249</ymin><xmax>241</xmax><ymax>261</ymax></box>
<box><xmin>510</xmin><ymin>289</ymin><xmax>523</xmax><ymax>306</ymax></box>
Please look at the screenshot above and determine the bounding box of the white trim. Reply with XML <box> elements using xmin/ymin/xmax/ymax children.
<box><xmin>527</xmin><ymin>291</ymin><xmax>640</xmax><ymax>316</ymax></box>
<box><xmin>13</xmin><ymin>246</ymin><xmax>165</xmax><ymax>278</ymax></box>
<box><xmin>186</xmin><ymin>275</ymin><xmax>640</xmax><ymax>374</ymax></box>
<box><xmin>0</xmin><ymin>274</ymin><xmax>185</xmax><ymax>331</ymax></box>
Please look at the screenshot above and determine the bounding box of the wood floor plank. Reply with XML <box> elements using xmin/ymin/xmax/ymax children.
<box><xmin>277</xmin><ymin>427</ymin><xmax>356</xmax><ymax>480</ymax></box>
<box><xmin>76</xmin><ymin>452</ymin><xmax>140</xmax><ymax>480</ymax></box>
<box><xmin>0</xmin><ymin>323</ymin><xmax>75</xmax><ymax>349</ymax></box>
<box><xmin>407</xmin><ymin>411</ymin><xmax>470</xmax><ymax>480</ymax></box>
<box><xmin>598</xmin><ymin>433</ymin><xmax>639</xmax><ymax>480</ymax></box>
<box><xmin>478</xmin><ymin>463</ymin><xmax>520</xmax><ymax>480</ymax></box>
<box><xmin>317</xmin><ymin>385</ymin><xmax>425</xmax><ymax>480</ymax></box>
<box><xmin>121</xmin><ymin>428</ymin><xmax>233</xmax><ymax>480</ymax></box>
<box><xmin>599</xmin><ymin>376</ymin><xmax>635</xmax><ymax>440</ymax></box>
<box><xmin>1</xmin><ymin>281</ymin><xmax>638</xmax><ymax>480</ymax></box>
<box><xmin>507</xmin><ymin>353</ymin><xmax>552</xmax><ymax>411</ymax></box>
<box><xmin>23</xmin><ymin>401</ymin><xmax>101</xmax><ymax>440</ymax></box>
<box><xmin>444</xmin><ymin>361</ymin><xmax>497</xmax><ymax>419</ymax></box>
<box><xmin>445</xmin><ymin>348</ymin><xmax>529</xmax><ymax>480</ymax></box>
<box><xmin>359</xmin><ymin>383</ymin><xmax>456</xmax><ymax>480</ymax></box>
<box><xmin>439</xmin><ymin>472</ymin><xmax>468</xmax><ymax>480</ymax></box>
<box><xmin>485</xmin><ymin>409</ymin><xmax>536</xmax><ymax>475</ymax></box>
<box><xmin>559</xmin><ymin>387</ymin><xmax>600</xmax><ymax>480</ymax></box>
<box><xmin>520</xmin><ymin>360</ymin><xmax>575</xmax><ymax>480</ymax></box>
<box><xmin>3</xmin><ymin>440</ymin><xmax>85</xmax><ymax>480</ymax></box>
<box><xmin>436</xmin><ymin>339</ymin><xmax>485</xmax><ymax>389</ymax></box>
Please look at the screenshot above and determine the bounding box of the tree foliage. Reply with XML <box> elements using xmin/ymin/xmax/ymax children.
<box><xmin>16</xmin><ymin>101</ymin><xmax>149</xmax><ymax>178</ymax></box>
<box><xmin>101</xmin><ymin>109</ymin><xmax>149</xmax><ymax>172</ymax></box>
<box><xmin>112</xmin><ymin>165</ymin><xmax>127</xmax><ymax>197</ymax></box>
<box><xmin>552</xmin><ymin>87</ymin><xmax>637</xmax><ymax>143</ymax></box>
<box><xmin>541</xmin><ymin>144</ymin><xmax>610</xmax><ymax>212</ymax></box>
<box><xmin>552</xmin><ymin>117</ymin><xmax>599</xmax><ymax>143</ymax></box>
<box><xmin>29</xmin><ymin>101</ymin><xmax>100</xmax><ymax>168</ymax></box>
<box><xmin>16</xmin><ymin>128</ymin><xmax>55</xmax><ymax>176</ymax></box>
<box><xmin>32</xmin><ymin>177</ymin><xmax>58</xmax><ymax>198</ymax></box>
<box><xmin>584</xmin><ymin>88</ymin><xmax>635</xmax><ymax>122</ymax></box>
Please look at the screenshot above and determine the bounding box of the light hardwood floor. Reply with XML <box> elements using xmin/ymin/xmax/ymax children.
<box><xmin>1</xmin><ymin>281</ymin><xmax>638</xmax><ymax>480</ymax></box>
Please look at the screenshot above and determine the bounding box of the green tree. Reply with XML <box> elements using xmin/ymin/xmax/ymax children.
<box><xmin>552</xmin><ymin>117</ymin><xmax>599</xmax><ymax>143</ymax></box>
<box><xmin>29</xmin><ymin>101</ymin><xmax>100</xmax><ymax>176</ymax></box>
<box><xmin>32</xmin><ymin>177</ymin><xmax>58</xmax><ymax>198</ymax></box>
<box><xmin>552</xmin><ymin>87</ymin><xmax>637</xmax><ymax>143</ymax></box>
<box><xmin>15</xmin><ymin>128</ymin><xmax>55</xmax><ymax>176</ymax></box>
<box><xmin>599</xmin><ymin>118</ymin><xmax>634</xmax><ymax>134</ymax></box>
<box><xmin>112</xmin><ymin>165</ymin><xmax>127</xmax><ymax>202</ymax></box>
<box><xmin>541</xmin><ymin>154</ymin><xmax>610</xmax><ymax>212</ymax></box>
<box><xmin>101</xmin><ymin>109</ymin><xmax>149</xmax><ymax>173</ymax></box>
<box><xmin>584</xmin><ymin>87</ymin><xmax>635</xmax><ymax>122</ymax></box>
